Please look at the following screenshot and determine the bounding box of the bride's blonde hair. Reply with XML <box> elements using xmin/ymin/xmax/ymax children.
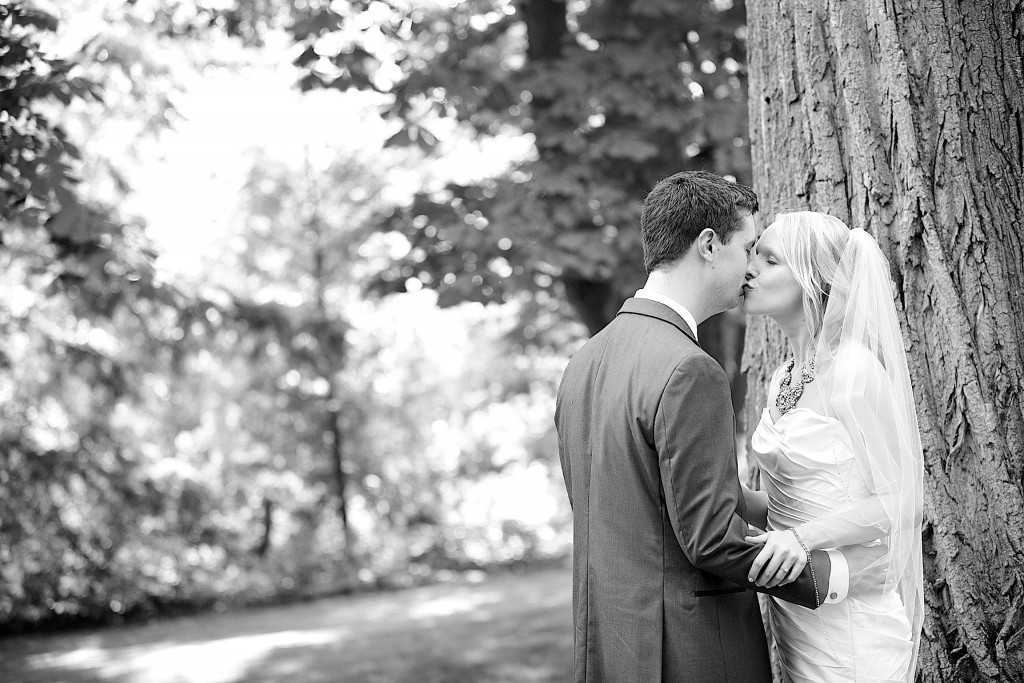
<box><xmin>770</xmin><ymin>211</ymin><xmax>851</xmax><ymax>339</ymax></box>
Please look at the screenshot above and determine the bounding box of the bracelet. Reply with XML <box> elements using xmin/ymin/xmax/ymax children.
<box><xmin>788</xmin><ymin>527</ymin><xmax>822</xmax><ymax>606</ymax></box>
<box><xmin>788</xmin><ymin>527</ymin><xmax>812</xmax><ymax>561</ymax></box>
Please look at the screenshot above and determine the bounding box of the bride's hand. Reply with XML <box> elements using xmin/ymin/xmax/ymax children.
<box><xmin>744</xmin><ymin>530</ymin><xmax>807</xmax><ymax>588</ymax></box>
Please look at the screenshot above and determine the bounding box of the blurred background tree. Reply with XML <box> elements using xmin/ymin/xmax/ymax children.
<box><xmin>0</xmin><ymin>0</ymin><xmax>586</xmax><ymax>631</ymax></box>
<box><xmin>284</xmin><ymin>0</ymin><xmax>754</xmax><ymax>407</ymax></box>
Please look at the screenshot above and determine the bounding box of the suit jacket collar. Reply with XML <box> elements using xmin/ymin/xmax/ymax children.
<box><xmin>617</xmin><ymin>297</ymin><xmax>699</xmax><ymax>345</ymax></box>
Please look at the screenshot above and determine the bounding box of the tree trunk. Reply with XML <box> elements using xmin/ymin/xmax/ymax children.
<box><xmin>326</xmin><ymin>385</ymin><xmax>349</xmax><ymax>540</ymax></box>
<box><xmin>520</xmin><ymin>0</ymin><xmax>567</xmax><ymax>61</ymax></box>
<box><xmin>308</xmin><ymin>178</ymin><xmax>351</xmax><ymax>548</ymax></box>
<box><xmin>561</xmin><ymin>276</ymin><xmax>621</xmax><ymax>335</ymax></box>
<box><xmin>254</xmin><ymin>497</ymin><xmax>273</xmax><ymax>558</ymax></box>
<box><xmin>744</xmin><ymin>1</ymin><xmax>1024</xmax><ymax>680</ymax></box>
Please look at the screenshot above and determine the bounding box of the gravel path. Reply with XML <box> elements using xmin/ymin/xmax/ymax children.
<box><xmin>0</xmin><ymin>568</ymin><xmax>573</xmax><ymax>683</ymax></box>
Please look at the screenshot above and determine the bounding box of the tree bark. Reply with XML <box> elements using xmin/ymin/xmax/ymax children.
<box><xmin>744</xmin><ymin>0</ymin><xmax>1024</xmax><ymax>680</ymax></box>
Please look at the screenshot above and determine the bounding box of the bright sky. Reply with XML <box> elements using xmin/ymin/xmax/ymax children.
<box><xmin>116</xmin><ymin>33</ymin><xmax>531</xmax><ymax>280</ymax></box>
<box><xmin>49</xmin><ymin>2</ymin><xmax>535</xmax><ymax>281</ymax></box>
<box><xmin>122</xmin><ymin>40</ymin><xmax>389</xmax><ymax>277</ymax></box>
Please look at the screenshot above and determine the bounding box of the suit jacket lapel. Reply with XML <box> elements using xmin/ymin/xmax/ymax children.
<box><xmin>616</xmin><ymin>298</ymin><xmax>699</xmax><ymax>345</ymax></box>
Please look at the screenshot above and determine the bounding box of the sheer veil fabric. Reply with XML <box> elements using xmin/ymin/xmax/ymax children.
<box><xmin>796</xmin><ymin>227</ymin><xmax>925</xmax><ymax>678</ymax></box>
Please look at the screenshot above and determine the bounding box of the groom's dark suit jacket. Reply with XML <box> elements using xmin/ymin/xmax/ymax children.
<box><xmin>555</xmin><ymin>298</ymin><xmax>831</xmax><ymax>682</ymax></box>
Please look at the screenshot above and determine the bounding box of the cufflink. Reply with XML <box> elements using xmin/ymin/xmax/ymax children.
<box><xmin>830</xmin><ymin>592</ymin><xmax>838</xmax><ymax>600</ymax></box>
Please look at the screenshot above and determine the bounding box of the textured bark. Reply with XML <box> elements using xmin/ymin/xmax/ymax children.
<box><xmin>743</xmin><ymin>1</ymin><xmax>1024</xmax><ymax>680</ymax></box>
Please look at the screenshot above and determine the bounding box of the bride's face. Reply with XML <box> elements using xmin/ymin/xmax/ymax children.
<box><xmin>742</xmin><ymin>225</ymin><xmax>804</xmax><ymax>319</ymax></box>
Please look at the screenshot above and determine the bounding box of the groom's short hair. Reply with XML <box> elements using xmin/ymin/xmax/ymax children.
<box><xmin>640</xmin><ymin>170</ymin><xmax>759</xmax><ymax>273</ymax></box>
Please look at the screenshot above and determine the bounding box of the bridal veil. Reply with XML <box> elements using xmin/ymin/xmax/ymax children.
<box><xmin>797</xmin><ymin>226</ymin><xmax>925</xmax><ymax>678</ymax></box>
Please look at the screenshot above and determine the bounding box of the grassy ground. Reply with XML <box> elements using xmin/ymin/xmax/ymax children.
<box><xmin>0</xmin><ymin>567</ymin><xmax>573</xmax><ymax>683</ymax></box>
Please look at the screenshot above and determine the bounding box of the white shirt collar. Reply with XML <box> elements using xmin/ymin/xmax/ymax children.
<box><xmin>634</xmin><ymin>289</ymin><xmax>699</xmax><ymax>341</ymax></box>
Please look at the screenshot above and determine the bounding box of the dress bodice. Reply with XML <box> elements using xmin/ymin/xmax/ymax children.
<box><xmin>751</xmin><ymin>406</ymin><xmax>872</xmax><ymax>532</ymax></box>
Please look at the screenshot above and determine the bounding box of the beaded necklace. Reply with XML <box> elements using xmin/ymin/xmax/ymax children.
<box><xmin>775</xmin><ymin>355</ymin><xmax>816</xmax><ymax>415</ymax></box>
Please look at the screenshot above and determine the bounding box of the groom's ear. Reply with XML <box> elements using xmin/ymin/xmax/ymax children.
<box><xmin>696</xmin><ymin>228</ymin><xmax>717</xmax><ymax>262</ymax></box>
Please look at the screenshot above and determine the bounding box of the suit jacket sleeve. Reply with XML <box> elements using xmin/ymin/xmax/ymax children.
<box><xmin>656</xmin><ymin>353</ymin><xmax>830</xmax><ymax>609</ymax></box>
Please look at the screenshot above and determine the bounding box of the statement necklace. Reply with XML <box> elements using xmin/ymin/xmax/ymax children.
<box><xmin>776</xmin><ymin>355</ymin><xmax>816</xmax><ymax>415</ymax></box>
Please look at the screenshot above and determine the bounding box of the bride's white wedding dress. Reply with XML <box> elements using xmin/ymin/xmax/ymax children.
<box><xmin>751</xmin><ymin>373</ymin><xmax>914</xmax><ymax>683</ymax></box>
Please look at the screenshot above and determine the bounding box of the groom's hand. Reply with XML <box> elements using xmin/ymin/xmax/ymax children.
<box><xmin>841</xmin><ymin>542</ymin><xmax>890</xmax><ymax>593</ymax></box>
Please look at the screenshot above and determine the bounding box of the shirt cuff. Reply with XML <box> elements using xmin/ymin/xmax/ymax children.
<box><xmin>823</xmin><ymin>549</ymin><xmax>849</xmax><ymax>603</ymax></box>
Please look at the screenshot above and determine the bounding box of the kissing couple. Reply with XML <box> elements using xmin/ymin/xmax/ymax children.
<box><xmin>555</xmin><ymin>171</ymin><xmax>924</xmax><ymax>682</ymax></box>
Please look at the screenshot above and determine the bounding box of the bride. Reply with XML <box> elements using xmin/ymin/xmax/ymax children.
<box><xmin>739</xmin><ymin>211</ymin><xmax>924</xmax><ymax>682</ymax></box>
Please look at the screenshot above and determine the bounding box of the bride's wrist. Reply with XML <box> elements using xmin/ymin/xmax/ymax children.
<box><xmin>788</xmin><ymin>527</ymin><xmax>813</xmax><ymax>561</ymax></box>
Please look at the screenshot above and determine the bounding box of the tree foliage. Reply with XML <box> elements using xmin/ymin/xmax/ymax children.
<box><xmin>0</xmin><ymin>0</ymin><xmax>573</xmax><ymax>631</ymax></box>
<box><xmin>2</xmin><ymin>2</ymin><xmax>98</xmax><ymax>233</ymax></box>
<box><xmin>0</xmin><ymin>0</ymin><xmax>766</xmax><ymax>634</ymax></box>
<box><xmin>287</xmin><ymin>0</ymin><xmax>753</xmax><ymax>334</ymax></box>
<box><xmin>0</xmin><ymin>0</ymin><xmax>188</xmax><ymax>626</ymax></box>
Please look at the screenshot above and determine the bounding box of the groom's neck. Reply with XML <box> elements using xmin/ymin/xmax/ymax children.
<box><xmin>642</xmin><ymin>267</ymin><xmax>713</xmax><ymax>325</ymax></box>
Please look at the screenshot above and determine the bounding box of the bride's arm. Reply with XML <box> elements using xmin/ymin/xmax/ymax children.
<box><xmin>792</xmin><ymin>498</ymin><xmax>889</xmax><ymax>550</ymax></box>
<box><xmin>740</xmin><ymin>484</ymin><xmax>768</xmax><ymax>530</ymax></box>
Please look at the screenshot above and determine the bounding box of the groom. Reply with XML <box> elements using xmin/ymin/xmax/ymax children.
<box><xmin>555</xmin><ymin>171</ymin><xmax>848</xmax><ymax>682</ymax></box>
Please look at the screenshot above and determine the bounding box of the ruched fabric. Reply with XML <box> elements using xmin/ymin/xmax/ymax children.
<box><xmin>752</xmin><ymin>407</ymin><xmax>914</xmax><ymax>683</ymax></box>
